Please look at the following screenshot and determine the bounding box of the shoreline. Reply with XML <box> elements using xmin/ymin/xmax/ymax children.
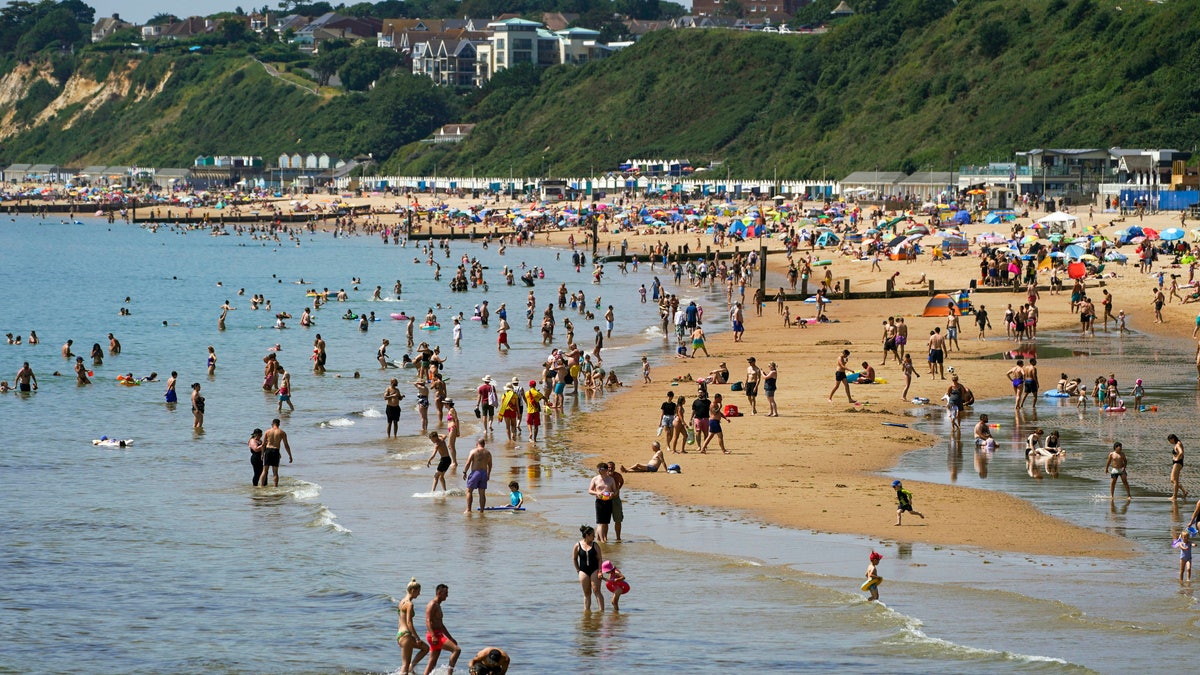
<box><xmin>550</xmin><ymin>208</ymin><xmax>1199</xmax><ymax>559</ymax></box>
<box><xmin>23</xmin><ymin>192</ymin><xmax>1195</xmax><ymax>556</ymax></box>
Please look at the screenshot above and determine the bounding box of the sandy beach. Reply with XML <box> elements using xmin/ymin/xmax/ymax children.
<box><xmin>15</xmin><ymin>188</ymin><xmax>1196</xmax><ymax>556</ymax></box>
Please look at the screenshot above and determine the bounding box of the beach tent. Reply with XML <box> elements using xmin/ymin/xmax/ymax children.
<box><xmin>1037</xmin><ymin>212</ymin><xmax>1078</xmax><ymax>225</ymax></box>
<box><xmin>1067</xmin><ymin>262</ymin><xmax>1087</xmax><ymax>279</ymax></box>
<box><xmin>816</xmin><ymin>231</ymin><xmax>839</xmax><ymax>246</ymax></box>
<box><xmin>922</xmin><ymin>294</ymin><xmax>961</xmax><ymax>317</ymax></box>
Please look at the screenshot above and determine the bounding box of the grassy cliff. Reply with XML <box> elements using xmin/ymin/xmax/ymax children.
<box><xmin>388</xmin><ymin>0</ymin><xmax>1200</xmax><ymax>177</ymax></box>
<box><xmin>3</xmin><ymin>0</ymin><xmax>1200</xmax><ymax>177</ymax></box>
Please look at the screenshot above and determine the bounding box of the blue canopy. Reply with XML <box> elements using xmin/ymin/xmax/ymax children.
<box><xmin>816</xmin><ymin>232</ymin><xmax>839</xmax><ymax>246</ymax></box>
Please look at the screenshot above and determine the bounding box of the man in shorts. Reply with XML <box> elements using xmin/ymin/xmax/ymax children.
<box><xmin>462</xmin><ymin>438</ymin><xmax>492</xmax><ymax>513</ymax></box>
<box><xmin>14</xmin><ymin>362</ymin><xmax>37</xmax><ymax>392</ymax></box>
<box><xmin>927</xmin><ymin>328</ymin><xmax>946</xmax><ymax>379</ymax></box>
<box><xmin>260</xmin><ymin>418</ymin><xmax>293</xmax><ymax>487</ymax></box>
<box><xmin>607</xmin><ymin>461</ymin><xmax>624</xmax><ymax>542</ymax></box>
<box><xmin>424</xmin><ymin>584</ymin><xmax>461</xmax><ymax>674</ymax></box>
<box><xmin>828</xmin><ymin>349</ymin><xmax>855</xmax><ymax>404</ymax></box>
<box><xmin>1018</xmin><ymin>357</ymin><xmax>1039</xmax><ymax>409</ymax></box>
<box><xmin>384</xmin><ymin>378</ymin><xmax>404</xmax><ymax>438</ymax></box>
<box><xmin>690</xmin><ymin>389</ymin><xmax>711</xmax><ymax>449</ymax></box>
<box><xmin>744</xmin><ymin>357</ymin><xmax>762</xmax><ymax>415</ymax></box>
<box><xmin>476</xmin><ymin>375</ymin><xmax>496</xmax><ymax>434</ymax></box>
<box><xmin>524</xmin><ymin>380</ymin><xmax>543</xmax><ymax>441</ymax></box>
<box><xmin>588</xmin><ymin>463</ymin><xmax>617</xmax><ymax>542</ymax></box>
<box><xmin>895</xmin><ymin>318</ymin><xmax>909</xmax><ymax>359</ymax></box>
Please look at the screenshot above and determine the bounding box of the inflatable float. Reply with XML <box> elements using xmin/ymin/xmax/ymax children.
<box><xmin>390</xmin><ymin>313</ymin><xmax>411</xmax><ymax>320</ymax></box>
<box><xmin>811</xmin><ymin>259</ymin><xmax>833</xmax><ymax>266</ymax></box>
<box><xmin>1042</xmin><ymin>390</ymin><xmax>1072</xmax><ymax>398</ymax></box>
<box><xmin>480</xmin><ymin>506</ymin><xmax>525</xmax><ymax>511</ymax></box>
<box><xmin>420</xmin><ymin>323</ymin><xmax>440</xmax><ymax>330</ymax></box>
<box><xmin>93</xmin><ymin>438</ymin><xmax>133</xmax><ymax>447</ymax></box>
<box><xmin>1104</xmin><ymin>405</ymin><xmax>1127</xmax><ymax>413</ymax></box>
<box><xmin>605</xmin><ymin>579</ymin><xmax>631</xmax><ymax>594</ymax></box>
<box><xmin>116</xmin><ymin>375</ymin><xmax>141</xmax><ymax>386</ymax></box>
<box><xmin>861</xmin><ymin>577</ymin><xmax>883</xmax><ymax>591</ymax></box>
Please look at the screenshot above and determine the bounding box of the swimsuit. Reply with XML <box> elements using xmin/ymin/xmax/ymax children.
<box><xmin>264</xmin><ymin>448</ymin><xmax>281</xmax><ymax>467</ymax></box>
<box><xmin>466</xmin><ymin>469</ymin><xmax>488</xmax><ymax>490</ymax></box>
<box><xmin>594</xmin><ymin>498</ymin><xmax>613</xmax><ymax>525</ymax></box>
<box><xmin>426</xmin><ymin>631</ymin><xmax>450</xmax><ymax>651</ymax></box>
<box><xmin>386</xmin><ymin>405</ymin><xmax>401</xmax><ymax>422</ymax></box>
<box><xmin>436</xmin><ymin>455</ymin><xmax>452</xmax><ymax>473</ymax></box>
<box><xmin>575</xmin><ymin>542</ymin><xmax>600</xmax><ymax>574</ymax></box>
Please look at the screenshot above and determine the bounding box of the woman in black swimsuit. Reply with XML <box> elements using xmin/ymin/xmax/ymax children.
<box><xmin>573</xmin><ymin>525</ymin><xmax>604</xmax><ymax>611</ymax></box>
<box><xmin>1170</xmin><ymin>434</ymin><xmax>1189</xmax><ymax>502</ymax></box>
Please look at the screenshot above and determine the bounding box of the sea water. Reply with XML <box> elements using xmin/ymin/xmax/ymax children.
<box><xmin>0</xmin><ymin>217</ymin><xmax>1175</xmax><ymax>673</ymax></box>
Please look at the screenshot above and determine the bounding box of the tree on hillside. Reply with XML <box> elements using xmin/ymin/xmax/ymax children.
<box><xmin>147</xmin><ymin>13</ymin><xmax>179</xmax><ymax>25</ymax></box>
<box><xmin>311</xmin><ymin>39</ymin><xmax>350</xmax><ymax>85</ymax></box>
<box><xmin>221</xmin><ymin>17</ymin><xmax>252</xmax><ymax>43</ymax></box>
<box><xmin>14</xmin><ymin>7</ymin><xmax>83</xmax><ymax>58</ymax></box>
<box><xmin>371</xmin><ymin>0</ymin><xmax>407</xmax><ymax>17</ymax></box>
<box><xmin>337</xmin><ymin>46</ymin><xmax>402</xmax><ymax>91</ymax></box>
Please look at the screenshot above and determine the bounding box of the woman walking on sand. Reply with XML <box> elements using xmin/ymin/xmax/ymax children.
<box><xmin>670</xmin><ymin>396</ymin><xmax>687</xmax><ymax>453</ymax></box>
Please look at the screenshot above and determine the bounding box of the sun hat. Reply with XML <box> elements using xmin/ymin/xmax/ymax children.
<box><xmin>601</xmin><ymin>561</ymin><xmax>614</xmax><ymax>573</ymax></box>
<box><xmin>482</xmin><ymin>375</ymin><xmax>492</xmax><ymax>383</ymax></box>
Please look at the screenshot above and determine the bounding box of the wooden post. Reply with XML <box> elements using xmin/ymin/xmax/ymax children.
<box><xmin>843</xmin><ymin>278</ymin><xmax>851</xmax><ymax>300</ymax></box>
<box><xmin>758</xmin><ymin>245</ymin><xmax>767</xmax><ymax>295</ymax></box>
<box><xmin>928</xmin><ymin>280</ymin><xmax>935</xmax><ymax>296</ymax></box>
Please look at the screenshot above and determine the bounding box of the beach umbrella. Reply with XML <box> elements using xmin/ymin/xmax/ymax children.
<box><xmin>1064</xmin><ymin>244</ymin><xmax>1086</xmax><ymax>259</ymax></box>
<box><xmin>1105</xmin><ymin>251</ymin><xmax>1127</xmax><ymax>262</ymax></box>
<box><xmin>1021</xmin><ymin>235</ymin><xmax>1038</xmax><ymax>245</ymax></box>
<box><xmin>1142</xmin><ymin>227</ymin><xmax>1160</xmax><ymax>239</ymax></box>
<box><xmin>1080</xmin><ymin>254</ymin><xmax>1099</xmax><ymax>262</ymax></box>
<box><xmin>1130</xmin><ymin>236</ymin><xmax>1146</xmax><ymax>244</ymax></box>
<box><xmin>804</xmin><ymin>296</ymin><xmax>833</xmax><ymax>304</ymax></box>
<box><xmin>1112</xmin><ymin>229</ymin><xmax>1130</xmax><ymax>238</ymax></box>
<box><xmin>1162</xmin><ymin>228</ymin><xmax>1186</xmax><ymax>241</ymax></box>
<box><xmin>1048</xmin><ymin>251</ymin><xmax>1066</xmax><ymax>258</ymax></box>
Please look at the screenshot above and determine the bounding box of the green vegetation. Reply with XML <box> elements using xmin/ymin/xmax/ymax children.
<box><xmin>3</xmin><ymin>0</ymin><xmax>1200</xmax><ymax>177</ymax></box>
<box><xmin>390</xmin><ymin>0</ymin><xmax>1200</xmax><ymax>177</ymax></box>
<box><xmin>0</xmin><ymin>53</ymin><xmax>459</xmax><ymax>166</ymax></box>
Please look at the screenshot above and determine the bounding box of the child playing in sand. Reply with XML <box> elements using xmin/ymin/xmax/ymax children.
<box><xmin>1176</xmin><ymin>529</ymin><xmax>1192</xmax><ymax>581</ymax></box>
<box><xmin>1118</xmin><ymin>310</ymin><xmax>1129</xmax><ymax>333</ymax></box>
<box><xmin>893</xmin><ymin>480</ymin><xmax>925</xmax><ymax>525</ymax></box>
<box><xmin>864</xmin><ymin>551</ymin><xmax>883</xmax><ymax>601</ymax></box>
<box><xmin>600</xmin><ymin>560</ymin><xmax>629</xmax><ymax>609</ymax></box>
<box><xmin>1133</xmin><ymin>378</ymin><xmax>1145</xmax><ymax>409</ymax></box>
<box><xmin>641</xmin><ymin>356</ymin><xmax>651</xmax><ymax>384</ymax></box>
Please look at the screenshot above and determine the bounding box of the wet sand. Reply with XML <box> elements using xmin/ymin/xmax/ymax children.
<box><xmin>34</xmin><ymin>190</ymin><xmax>1199</xmax><ymax>555</ymax></box>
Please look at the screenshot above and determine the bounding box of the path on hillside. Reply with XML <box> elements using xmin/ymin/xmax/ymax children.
<box><xmin>253</xmin><ymin>58</ymin><xmax>319</xmax><ymax>96</ymax></box>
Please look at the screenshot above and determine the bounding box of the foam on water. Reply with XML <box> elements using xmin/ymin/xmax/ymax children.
<box><xmin>290</xmin><ymin>479</ymin><xmax>321</xmax><ymax>501</ymax></box>
<box><xmin>412</xmin><ymin>489</ymin><xmax>465</xmax><ymax>498</ymax></box>
<box><xmin>356</xmin><ymin>407</ymin><xmax>385</xmax><ymax>419</ymax></box>
<box><xmin>318</xmin><ymin>417</ymin><xmax>355</xmax><ymax>428</ymax></box>
<box><xmin>309</xmin><ymin>506</ymin><xmax>351</xmax><ymax>533</ymax></box>
<box><xmin>885</xmin><ymin>609</ymin><xmax>1073</xmax><ymax>666</ymax></box>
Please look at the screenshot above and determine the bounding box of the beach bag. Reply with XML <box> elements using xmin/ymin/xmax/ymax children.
<box><xmin>730</xmin><ymin>381</ymin><xmax>743</xmax><ymax>391</ymax></box>
<box><xmin>686</xmin><ymin>426</ymin><xmax>696</xmax><ymax>445</ymax></box>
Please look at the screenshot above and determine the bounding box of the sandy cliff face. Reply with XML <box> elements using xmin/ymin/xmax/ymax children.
<box><xmin>0</xmin><ymin>59</ymin><xmax>172</xmax><ymax>139</ymax></box>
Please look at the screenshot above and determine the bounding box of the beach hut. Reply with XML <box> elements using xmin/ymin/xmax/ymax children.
<box><xmin>922</xmin><ymin>294</ymin><xmax>961</xmax><ymax>317</ymax></box>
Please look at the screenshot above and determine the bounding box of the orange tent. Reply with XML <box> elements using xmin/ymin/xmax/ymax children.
<box><xmin>922</xmin><ymin>294</ymin><xmax>961</xmax><ymax>317</ymax></box>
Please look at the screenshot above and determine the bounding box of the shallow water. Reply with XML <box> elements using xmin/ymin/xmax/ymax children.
<box><xmin>0</xmin><ymin>218</ymin><xmax>1191</xmax><ymax>673</ymax></box>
